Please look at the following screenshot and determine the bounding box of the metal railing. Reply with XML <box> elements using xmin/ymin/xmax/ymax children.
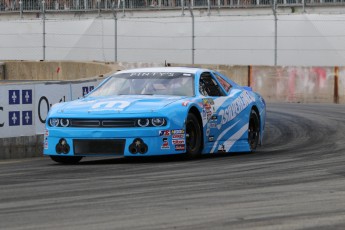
<box><xmin>1</xmin><ymin>0</ymin><xmax>345</xmax><ymax>12</ymax></box>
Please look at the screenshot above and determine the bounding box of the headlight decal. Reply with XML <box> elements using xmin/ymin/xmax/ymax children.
<box><xmin>60</xmin><ymin>118</ymin><xmax>70</xmax><ymax>127</ymax></box>
<box><xmin>138</xmin><ymin>118</ymin><xmax>150</xmax><ymax>127</ymax></box>
<box><xmin>151</xmin><ymin>118</ymin><xmax>166</xmax><ymax>127</ymax></box>
<box><xmin>49</xmin><ymin>118</ymin><xmax>59</xmax><ymax>127</ymax></box>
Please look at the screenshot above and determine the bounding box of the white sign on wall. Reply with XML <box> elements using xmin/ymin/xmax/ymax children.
<box><xmin>0</xmin><ymin>85</ymin><xmax>36</xmax><ymax>137</ymax></box>
<box><xmin>0</xmin><ymin>79</ymin><xmax>101</xmax><ymax>138</ymax></box>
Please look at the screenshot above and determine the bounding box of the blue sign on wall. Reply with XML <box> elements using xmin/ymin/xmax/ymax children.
<box><xmin>9</xmin><ymin>90</ymin><xmax>20</xmax><ymax>105</ymax></box>
<box><xmin>82</xmin><ymin>87</ymin><xmax>89</xmax><ymax>96</ymax></box>
<box><xmin>9</xmin><ymin>111</ymin><xmax>20</xmax><ymax>126</ymax></box>
<box><xmin>22</xmin><ymin>111</ymin><xmax>33</xmax><ymax>126</ymax></box>
<box><xmin>22</xmin><ymin>90</ymin><xmax>33</xmax><ymax>104</ymax></box>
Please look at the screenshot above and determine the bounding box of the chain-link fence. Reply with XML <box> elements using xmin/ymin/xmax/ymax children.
<box><xmin>1</xmin><ymin>11</ymin><xmax>345</xmax><ymax>67</ymax></box>
<box><xmin>1</xmin><ymin>0</ymin><xmax>345</xmax><ymax>12</ymax></box>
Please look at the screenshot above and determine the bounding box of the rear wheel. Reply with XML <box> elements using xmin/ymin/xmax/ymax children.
<box><xmin>185</xmin><ymin>113</ymin><xmax>202</xmax><ymax>158</ymax></box>
<box><xmin>50</xmin><ymin>156</ymin><xmax>83</xmax><ymax>164</ymax></box>
<box><xmin>248</xmin><ymin>109</ymin><xmax>260</xmax><ymax>151</ymax></box>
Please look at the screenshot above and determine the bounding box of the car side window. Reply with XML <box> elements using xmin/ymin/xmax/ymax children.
<box><xmin>213</xmin><ymin>72</ymin><xmax>232</xmax><ymax>92</ymax></box>
<box><xmin>199</xmin><ymin>72</ymin><xmax>226</xmax><ymax>97</ymax></box>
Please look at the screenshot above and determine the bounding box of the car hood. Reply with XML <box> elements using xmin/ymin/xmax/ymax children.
<box><xmin>54</xmin><ymin>95</ymin><xmax>188</xmax><ymax>115</ymax></box>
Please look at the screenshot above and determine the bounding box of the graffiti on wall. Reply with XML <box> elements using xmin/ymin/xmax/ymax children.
<box><xmin>251</xmin><ymin>66</ymin><xmax>335</xmax><ymax>103</ymax></box>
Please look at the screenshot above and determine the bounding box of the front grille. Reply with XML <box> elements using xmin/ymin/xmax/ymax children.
<box><xmin>102</xmin><ymin>119</ymin><xmax>136</xmax><ymax>127</ymax></box>
<box><xmin>71</xmin><ymin>120</ymin><xmax>101</xmax><ymax>127</ymax></box>
<box><xmin>74</xmin><ymin>139</ymin><xmax>125</xmax><ymax>155</ymax></box>
<box><xmin>70</xmin><ymin>119</ymin><xmax>136</xmax><ymax>128</ymax></box>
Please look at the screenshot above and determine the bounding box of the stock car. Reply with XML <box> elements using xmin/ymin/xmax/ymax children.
<box><xmin>44</xmin><ymin>67</ymin><xmax>266</xmax><ymax>164</ymax></box>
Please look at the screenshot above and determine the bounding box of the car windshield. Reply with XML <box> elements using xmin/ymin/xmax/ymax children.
<box><xmin>89</xmin><ymin>72</ymin><xmax>195</xmax><ymax>97</ymax></box>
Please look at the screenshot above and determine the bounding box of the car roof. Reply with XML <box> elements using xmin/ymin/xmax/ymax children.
<box><xmin>116</xmin><ymin>67</ymin><xmax>209</xmax><ymax>75</ymax></box>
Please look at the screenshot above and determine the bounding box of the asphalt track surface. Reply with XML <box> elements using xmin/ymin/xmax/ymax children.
<box><xmin>1</xmin><ymin>103</ymin><xmax>345</xmax><ymax>230</ymax></box>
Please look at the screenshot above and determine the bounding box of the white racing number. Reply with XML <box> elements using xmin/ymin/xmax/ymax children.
<box><xmin>91</xmin><ymin>101</ymin><xmax>131</xmax><ymax>110</ymax></box>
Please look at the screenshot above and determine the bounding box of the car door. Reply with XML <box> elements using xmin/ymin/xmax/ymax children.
<box><xmin>198</xmin><ymin>72</ymin><xmax>228</xmax><ymax>144</ymax></box>
<box><xmin>209</xmin><ymin>71</ymin><xmax>256</xmax><ymax>153</ymax></box>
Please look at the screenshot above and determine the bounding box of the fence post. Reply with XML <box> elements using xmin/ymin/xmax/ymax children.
<box><xmin>112</xmin><ymin>2</ymin><xmax>118</xmax><ymax>62</ymax></box>
<box><xmin>122</xmin><ymin>0</ymin><xmax>125</xmax><ymax>16</ymax></box>
<box><xmin>19</xmin><ymin>0</ymin><xmax>23</xmax><ymax>19</ymax></box>
<box><xmin>188</xmin><ymin>3</ymin><xmax>195</xmax><ymax>65</ymax></box>
<box><xmin>272</xmin><ymin>0</ymin><xmax>277</xmax><ymax>66</ymax></box>
<box><xmin>248</xmin><ymin>65</ymin><xmax>252</xmax><ymax>87</ymax></box>
<box><xmin>97</xmin><ymin>0</ymin><xmax>101</xmax><ymax>17</ymax></box>
<box><xmin>207</xmin><ymin>0</ymin><xmax>210</xmax><ymax>16</ymax></box>
<box><xmin>334</xmin><ymin>66</ymin><xmax>339</xmax><ymax>104</ymax></box>
<box><xmin>42</xmin><ymin>0</ymin><xmax>46</xmax><ymax>61</ymax></box>
<box><xmin>302</xmin><ymin>0</ymin><xmax>305</xmax><ymax>13</ymax></box>
<box><xmin>182</xmin><ymin>0</ymin><xmax>185</xmax><ymax>16</ymax></box>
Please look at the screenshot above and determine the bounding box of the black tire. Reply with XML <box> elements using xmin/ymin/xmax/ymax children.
<box><xmin>185</xmin><ymin>113</ymin><xmax>202</xmax><ymax>158</ymax></box>
<box><xmin>50</xmin><ymin>155</ymin><xmax>83</xmax><ymax>164</ymax></box>
<box><xmin>248</xmin><ymin>109</ymin><xmax>260</xmax><ymax>151</ymax></box>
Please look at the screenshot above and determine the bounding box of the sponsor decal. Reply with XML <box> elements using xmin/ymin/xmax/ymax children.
<box><xmin>208</xmin><ymin>136</ymin><xmax>215</xmax><ymax>142</ymax></box>
<box><xmin>159</xmin><ymin>130</ymin><xmax>171</xmax><ymax>136</ymax></box>
<box><xmin>207</xmin><ymin>110</ymin><xmax>212</xmax><ymax>120</ymax></box>
<box><xmin>211</xmin><ymin>115</ymin><xmax>217</xmax><ymax>121</ymax></box>
<box><xmin>172</xmin><ymin>139</ymin><xmax>185</xmax><ymax>145</ymax></box>
<box><xmin>202</xmin><ymin>98</ymin><xmax>215</xmax><ymax>121</ymax></box>
<box><xmin>161</xmin><ymin>137</ymin><xmax>170</xmax><ymax>149</ymax></box>
<box><xmin>206</xmin><ymin>128</ymin><xmax>210</xmax><ymax>137</ymax></box>
<box><xmin>203</xmin><ymin>98</ymin><xmax>214</xmax><ymax>105</ymax></box>
<box><xmin>218</xmin><ymin>144</ymin><xmax>226</xmax><ymax>152</ymax></box>
<box><xmin>171</xmin><ymin>129</ymin><xmax>185</xmax><ymax>134</ymax></box>
<box><xmin>129</xmin><ymin>72</ymin><xmax>175</xmax><ymax>77</ymax></box>
<box><xmin>182</xmin><ymin>101</ymin><xmax>190</xmax><ymax>107</ymax></box>
<box><xmin>209</xmin><ymin>123</ymin><xmax>217</xmax><ymax>128</ymax></box>
<box><xmin>44</xmin><ymin>140</ymin><xmax>48</xmax><ymax>149</ymax></box>
<box><xmin>44</xmin><ymin>129</ymin><xmax>49</xmax><ymax>137</ymax></box>
<box><xmin>218</xmin><ymin>91</ymin><xmax>255</xmax><ymax>128</ymax></box>
<box><xmin>175</xmin><ymin>145</ymin><xmax>185</xmax><ymax>151</ymax></box>
<box><xmin>202</xmin><ymin>108</ymin><xmax>207</xmax><ymax>119</ymax></box>
<box><xmin>172</xmin><ymin>134</ymin><xmax>185</xmax><ymax>139</ymax></box>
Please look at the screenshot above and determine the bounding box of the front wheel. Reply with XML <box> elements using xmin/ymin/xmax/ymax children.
<box><xmin>185</xmin><ymin>113</ymin><xmax>202</xmax><ymax>158</ymax></box>
<box><xmin>50</xmin><ymin>156</ymin><xmax>83</xmax><ymax>164</ymax></box>
<box><xmin>248</xmin><ymin>109</ymin><xmax>260</xmax><ymax>151</ymax></box>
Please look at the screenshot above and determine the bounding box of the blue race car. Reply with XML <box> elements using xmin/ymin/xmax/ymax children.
<box><xmin>44</xmin><ymin>67</ymin><xmax>266</xmax><ymax>164</ymax></box>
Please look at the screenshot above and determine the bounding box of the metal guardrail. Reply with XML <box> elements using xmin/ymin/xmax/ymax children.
<box><xmin>0</xmin><ymin>0</ymin><xmax>345</xmax><ymax>12</ymax></box>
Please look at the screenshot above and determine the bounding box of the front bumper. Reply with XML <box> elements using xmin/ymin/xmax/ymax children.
<box><xmin>43</xmin><ymin>127</ymin><xmax>187</xmax><ymax>157</ymax></box>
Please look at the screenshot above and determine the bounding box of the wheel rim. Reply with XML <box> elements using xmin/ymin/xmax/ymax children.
<box><xmin>186</xmin><ymin>119</ymin><xmax>197</xmax><ymax>152</ymax></box>
<box><xmin>248</xmin><ymin>112</ymin><xmax>260</xmax><ymax>150</ymax></box>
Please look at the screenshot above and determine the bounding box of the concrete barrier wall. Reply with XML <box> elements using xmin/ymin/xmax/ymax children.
<box><xmin>0</xmin><ymin>135</ymin><xmax>43</xmax><ymax>159</ymax></box>
<box><xmin>339</xmin><ymin>67</ymin><xmax>345</xmax><ymax>104</ymax></box>
<box><xmin>166</xmin><ymin>63</ymin><xmax>342</xmax><ymax>104</ymax></box>
<box><xmin>250</xmin><ymin>66</ymin><xmax>337</xmax><ymax>104</ymax></box>
<box><xmin>1</xmin><ymin>61</ymin><xmax>345</xmax><ymax>159</ymax></box>
<box><xmin>2</xmin><ymin>61</ymin><xmax>119</xmax><ymax>81</ymax></box>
